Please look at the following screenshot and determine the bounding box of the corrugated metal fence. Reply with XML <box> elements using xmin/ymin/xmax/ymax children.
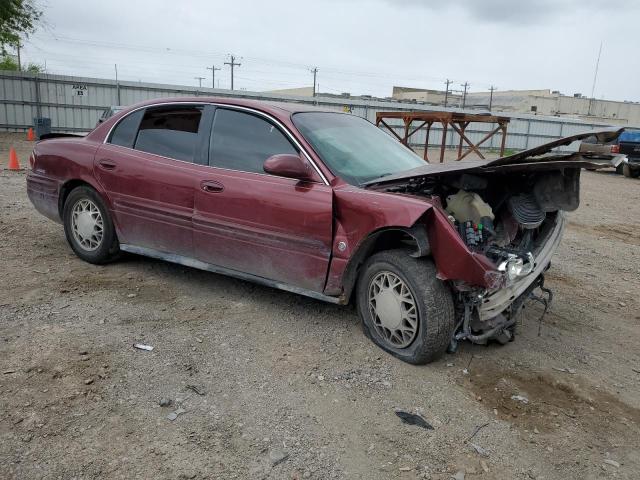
<box><xmin>0</xmin><ymin>70</ymin><xmax>616</xmax><ymax>152</ymax></box>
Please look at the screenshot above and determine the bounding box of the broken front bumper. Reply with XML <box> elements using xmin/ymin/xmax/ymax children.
<box><xmin>477</xmin><ymin>212</ymin><xmax>566</xmax><ymax>321</ymax></box>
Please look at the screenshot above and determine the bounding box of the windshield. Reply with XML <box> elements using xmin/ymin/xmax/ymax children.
<box><xmin>292</xmin><ymin>112</ymin><xmax>425</xmax><ymax>185</ymax></box>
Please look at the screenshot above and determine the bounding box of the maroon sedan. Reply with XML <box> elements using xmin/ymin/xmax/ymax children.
<box><xmin>26</xmin><ymin>97</ymin><xmax>622</xmax><ymax>363</ymax></box>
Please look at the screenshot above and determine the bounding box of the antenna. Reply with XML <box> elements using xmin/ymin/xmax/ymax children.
<box><xmin>588</xmin><ymin>42</ymin><xmax>603</xmax><ymax>116</ymax></box>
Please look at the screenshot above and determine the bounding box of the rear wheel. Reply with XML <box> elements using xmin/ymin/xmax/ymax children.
<box><xmin>623</xmin><ymin>164</ymin><xmax>640</xmax><ymax>178</ymax></box>
<box><xmin>356</xmin><ymin>250</ymin><xmax>455</xmax><ymax>364</ymax></box>
<box><xmin>63</xmin><ymin>186</ymin><xmax>119</xmax><ymax>264</ymax></box>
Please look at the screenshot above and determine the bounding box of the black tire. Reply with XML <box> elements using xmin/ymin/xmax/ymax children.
<box><xmin>62</xmin><ymin>186</ymin><xmax>119</xmax><ymax>264</ymax></box>
<box><xmin>356</xmin><ymin>249</ymin><xmax>455</xmax><ymax>365</ymax></box>
<box><xmin>623</xmin><ymin>164</ymin><xmax>640</xmax><ymax>178</ymax></box>
<box><xmin>616</xmin><ymin>163</ymin><xmax>625</xmax><ymax>175</ymax></box>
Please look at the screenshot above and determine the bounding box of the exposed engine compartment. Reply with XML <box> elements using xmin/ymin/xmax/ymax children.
<box><xmin>384</xmin><ymin>168</ymin><xmax>580</xmax><ymax>278</ymax></box>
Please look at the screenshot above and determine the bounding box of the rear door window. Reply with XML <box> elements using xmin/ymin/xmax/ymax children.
<box><xmin>134</xmin><ymin>106</ymin><xmax>204</xmax><ymax>162</ymax></box>
<box><xmin>209</xmin><ymin>108</ymin><xmax>297</xmax><ymax>174</ymax></box>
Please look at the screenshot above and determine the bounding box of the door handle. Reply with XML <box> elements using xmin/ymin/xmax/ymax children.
<box><xmin>98</xmin><ymin>159</ymin><xmax>116</xmax><ymax>170</ymax></box>
<box><xmin>201</xmin><ymin>180</ymin><xmax>224</xmax><ymax>193</ymax></box>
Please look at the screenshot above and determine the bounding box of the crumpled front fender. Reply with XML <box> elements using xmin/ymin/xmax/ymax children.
<box><xmin>424</xmin><ymin>207</ymin><xmax>496</xmax><ymax>288</ymax></box>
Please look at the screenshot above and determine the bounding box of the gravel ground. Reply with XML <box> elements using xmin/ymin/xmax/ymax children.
<box><xmin>1</xmin><ymin>132</ymin><xmax>639</xmax><ymax>479</ymax></box>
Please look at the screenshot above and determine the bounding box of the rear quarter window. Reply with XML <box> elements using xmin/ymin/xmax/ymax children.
<box><xmin>108</xmin><ymin>109</ymin><xmax>144</xmax><ymax>148</ymax></box>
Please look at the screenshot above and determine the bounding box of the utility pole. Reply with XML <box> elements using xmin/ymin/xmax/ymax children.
<box><xmin>115</xmin><ymin>64</ymin><xmax>121</xmax><ymax>105</ymax></box>
<box><xmin>444</xmin><ymin>79</ymin><xmax>452</xmax><ymax>107</ymax></box>
<box><xmin>489</xmin><ymin>85</ymin><xmax>496</xmax><ymax>111</ymax></box>
<box><xmin>461</xmin><ymin>81</ymin><xmax>469</xmax><ymax>108</ymax></box>
<box><xmin>207</xmin><ymin>65</ymin><xmax>221</xmax><ymax>89</ymax></box>
<box><xmin>194</xmin><ymin>76</ymin><xmax>205</xmax><ymax>88</ymax></box>
<box><xmin>16</xmin><ymin>41</ymin><xmax>21</xmax><ymax>71</ymax></box>
<box><xmin>310</xmin><ymin>67</ymin><xmax>318</xmax><ymax>97</ymax></box>
<box><xmin>224</xmin><ymin>55</ymin><xmax>241</xmax><ymax>90</ymax></box>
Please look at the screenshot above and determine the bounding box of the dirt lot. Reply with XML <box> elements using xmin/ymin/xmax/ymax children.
<box><xmin>1</xmin><ymin>132</ymin><xmax>639</xmax><ymax>479</ymax></box>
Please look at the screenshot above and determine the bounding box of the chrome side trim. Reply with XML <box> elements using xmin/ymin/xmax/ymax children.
<box><xmin>477</xmin><ymin>212</ymin><xmax>566</xmax><ymax>321</ymax></box>
<box><xmin>120</xmin><ymin>244</ymin><xmax>344</xmax><ymax>305</ymax></box>
<box><xmin>102</xmin><ymin>101</ymin><xmax>330</xmax><ymax>186</ymax></box>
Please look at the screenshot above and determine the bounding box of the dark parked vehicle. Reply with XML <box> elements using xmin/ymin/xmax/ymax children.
<box><xmin>26</xmin><ymin>97</ymin><xmax>623</xmax><ymax>363</ymax></box>
<box><xmin>579</xmin><ymin>129</ymin><xmax>639</xmax><ymax>177</ymax></box>
<box><xmin>618</xmin><ymin>130</ymin><xmax>640</xmax><ymax>178</ymax></box>
<box><xmin>96</xmin><ymin>106</ymin><xmax>124</xmax><ymax>125</ymax></box>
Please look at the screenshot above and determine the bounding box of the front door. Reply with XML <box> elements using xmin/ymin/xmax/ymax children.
<box><xmin>193</xmin><ymin>107</ymin><xmax>333</xmax><ymax>292</ymax></box>
<box><xmin>95</xmin><ymin>104</ymin><xmax>209</xmax><ymax>256</ymax></box>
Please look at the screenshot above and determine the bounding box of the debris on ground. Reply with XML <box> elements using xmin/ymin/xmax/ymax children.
<box><xmin>133</xmin><ymin>343</ymin><xmax>154</xmax><ymax>351</ymax></box>
<box><xmin>451</xmin><ymin>470</ymin><xmax>465</xmax><ymax>480</ymax></box>
<box><xmin>510</xmin><ymin>395</ymin><xmax>529</xmax><ymax>404</ymax></box>
<box><xmin>469</xmin><ymin>442</ymin><xmax>489</xmax><ymax>457</ymax></box>
<box><xmin>167</xmin><ymin>407</ymin><xmax>186</xmax><ymax>421</ymax></box>
<box><xmin>603</xmin><ymin>459</ymin><xmax>620</xmax><ymax>468</ymax></box>
<box><xmin>185</xmin><ymin>385</ymin><xmax>205</xmax><ymax>396</ymax></box>
<box><xmin>552</xmin><ymin>367</ymin><xmax>577</xmax><ymax>374</ymax></box>
<box><xmin>466</xmin><ymin>422</ymin><xmax>489</xmax><ymax>442</ymax></box>
<box><xmin>159</xmin><ymin>398</ymin><xmax>173</xmax><ymax>407</ymax></box>
<box><xmin>268</xmin><ymin>448</ymin><xmax>289</xmax><ymax>466</ymax></box>
<box><xmin>394</xmin><ymin>410</ymin><xmax>434</xmax><ymax>429</ymax></box>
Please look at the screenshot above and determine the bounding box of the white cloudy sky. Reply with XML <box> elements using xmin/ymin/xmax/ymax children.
<box><xmin>19</xmin><ymin>0</ymin><xmax>640</xmax><ymax>100</ymax></box>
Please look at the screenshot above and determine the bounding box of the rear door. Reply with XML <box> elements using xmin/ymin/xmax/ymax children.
<box><xmin>95</xmin><ymin>104</ymin><xmax>210</xmax><ymax>256</ymax></box>
<box><xmin>192</xmin><ymin>107</ymin><xmax>333</xmax><ymax>292</ymax></box>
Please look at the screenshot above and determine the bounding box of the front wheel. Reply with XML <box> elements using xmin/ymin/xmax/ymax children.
<box><xmin>356</xmin><ymin>250</ymin><xmax>455</xmax><ymax>364</ymax></box>
<box><xmin>63</xmin><ymin>186</ymin><xmax>120</xmax><ymax>264</ymax></box>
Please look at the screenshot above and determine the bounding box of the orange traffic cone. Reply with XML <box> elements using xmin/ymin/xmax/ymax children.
<box><xmin>8</xmin><ymin>147</ymin><xmax>20</xmax><ymax>170</ymax></box>
<box><xmin>27</xmin><ymin>128</ymin><xmax>35</xmax><ymax>141</ymax></box>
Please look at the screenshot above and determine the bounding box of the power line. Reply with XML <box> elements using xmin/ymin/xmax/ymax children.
<box><xmin>224</xmin><ymin>55</ymin><xmax>241</xmax><ymax>90</ymax></box>
<box><xmin>30</xmin><ymin>33</ymin><xmax>496</xmax><ymax>89</ymax></box>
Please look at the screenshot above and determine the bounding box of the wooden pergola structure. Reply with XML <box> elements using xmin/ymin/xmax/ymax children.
<box><xmin>376</xmin><ymin>111</ymin><xmax>510</xmax><ymax>163</ymax></box>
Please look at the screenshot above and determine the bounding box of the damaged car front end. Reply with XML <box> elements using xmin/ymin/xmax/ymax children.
<box><xmin>365</xmin><ymin>128</ymin><xmax>623</xmax><ymax>348</ymax></box>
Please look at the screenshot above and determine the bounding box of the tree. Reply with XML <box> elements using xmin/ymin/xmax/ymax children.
<box><xmin>0</xmin><ymin>0</ymin><xmax>42</xmax><ymax>53</ymax></box>
<box><xmin>25</xmin><ymin>61</ymin><xmax>42</xmax><ymax>73</ymax></box>
<box><xmin>0</xmin><ymin>54</ymin><xmax>42</xmax><ymax>72</ymax></box>
<box><xmin>0</xmin><ymin>54</ymin><xmax>19</xmax><ymax>70</ymax></box>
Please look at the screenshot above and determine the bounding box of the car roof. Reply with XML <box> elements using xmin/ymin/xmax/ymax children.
<box><xmin>121</xmin><ymin>96</ymin><xmax>339</xmax><ymax>118</ymax></box>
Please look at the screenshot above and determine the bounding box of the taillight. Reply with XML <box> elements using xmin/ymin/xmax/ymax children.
<box><xmin>611</xmin><ymin>144</ymin><xmax>620</xmax><ymax>153</ymax></box>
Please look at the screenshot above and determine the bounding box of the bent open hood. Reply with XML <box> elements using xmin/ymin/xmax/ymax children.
<box><xmin>365</xmin><ymin>127</ymin><xmax>624</xmax><ymax>187</ymax></box>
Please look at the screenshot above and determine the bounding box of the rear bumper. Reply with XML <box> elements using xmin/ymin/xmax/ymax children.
<box><xmin>26</xmin><ymin>172</ymin><xmax>61</xmax><ymax>223</ymax></box>
<box><xmin>477</xmin><ymin>212</ymin><xmax>565</xmax><ymax>321</ymax></box>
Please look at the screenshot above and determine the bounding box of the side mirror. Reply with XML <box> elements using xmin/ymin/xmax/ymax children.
<box><xmin>263</xmin><ymin>153</ymin><xmax>314</xmax><ymax>181</ymax></box>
